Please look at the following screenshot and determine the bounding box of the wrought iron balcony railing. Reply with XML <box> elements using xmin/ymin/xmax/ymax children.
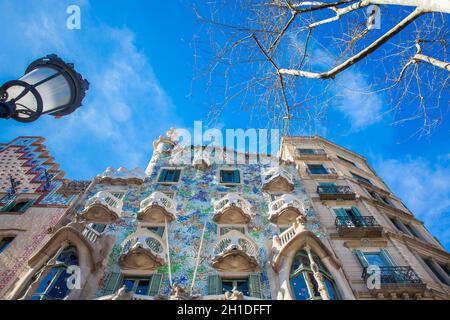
<box><xmin>298</xmin><ymin>149</ymin><xmax>327</xmax><ymax>156</ymax></box>
<box><xmin>317</xmin><ymin>185</ymin><xmax>356</xmax><ymax>200</ymax></box>
<box><xmin>317</xmin><ymin>185</ymin><xmax>353</xmax><ymax>195</ymax></box>
<box><xmin>362</xmin><ymin>266</ymin><xmax>422</xmax><ymax>285</ymax></box>
<box><xmin>335</xmin><ymin>216</ymin><xmax>380</xmax><ymax>228</ymax></box>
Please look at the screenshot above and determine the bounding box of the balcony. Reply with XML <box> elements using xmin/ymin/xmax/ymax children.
<box><xmin>80</xmin><ymin>191</ymin><xmax>124</xmax><ymax>224</ymax></box>
<box><xmin>335</xmin><ymin>216</ymin><xmax>383</xmax><ymax>238</ymax></box>
<box><xmin>317</xmin><ymin>185</ymin><xmax>356</xmax><ymax>201</ymax></box>
<box><xmin>213</xmin><ymin>193</ymin><xmax>253</xmax><ymax>224</ymax></box>
<box><xmin>271</xmin><ymin>217</ymin><xmax>309</xmax><ymax>272</ymax></box>
<box><xmin>119</xmin><ymin>235</ymin><xmax>166</xmax><ymax>271</ymax></box>
<box><xmin>97</xmin><ymin>167</ymin><xmax>145</xmax><ymax>185</ymax></box>
<box><xmin>297</xmin><ymin>149</ymin><xmax>328</xmax><ymax>161</ymax></box>
<box><xmin>138</xmin><ymin>192</ymin><xmax>177</xmax><ymax>223</ymax></box>
<box><xmin>362</xmin><ymin>266</ymin><xmax>426</xmax><ymax>299</ymax></box>
<box><xmin>268</xmin><ymin>194</ymin><xmax>307</xmax><ymax>225</ymax></box>
<box><xmin>212</xmin><ymin>230</ymin><xmax>259</xmax><ymax>272</ymax></box>
<box><xmin>261</xmin><ymin>167</ymin><xmax>294</xmax><ymax>192</ymax></box>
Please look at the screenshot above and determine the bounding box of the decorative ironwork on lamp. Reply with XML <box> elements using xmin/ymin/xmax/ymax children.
<box><xmin>0</xmin><ymin>54</ymin><xmax>89</xmax><ymax>122</ymax></box>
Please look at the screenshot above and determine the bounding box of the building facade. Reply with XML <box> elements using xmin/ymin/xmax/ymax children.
<box><xmin>1</xmin><ymin>133</ymin><xmax>449</xmax><ymax>300</ymax></box>
<box><xmin>0</xmin><ymin>137</ymin><xmax>90</xmax><ymax>298</ymax></box>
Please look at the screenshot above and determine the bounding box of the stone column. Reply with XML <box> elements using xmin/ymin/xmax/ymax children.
<box><xmin>305</xmin><ymin>246</ymin><xmax>330</xmax><ymax>300</ymax></box>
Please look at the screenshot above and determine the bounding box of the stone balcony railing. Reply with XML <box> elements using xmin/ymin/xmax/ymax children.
<box><xmin>261</xmin><ymin>167</ymin><xmax>295</xmax><ymax>192</ymax></box>
<box><xmin>138</xmin><ymin>192</ymin><xmax>177</xmax><ymax>223</ymax></box>
<box><xmin>80</xmin><ymin>191</ymin><xmax>124</xmax><ymax>224</ymax></box>
<box><xmin>212</xmin><ymin>230</ymin><xmax>259</xmax><ymax>272</ymax></box>
<box><xmin>213</xmin><ymin>193</ymin><xmax>254</xmax><ymax>224</ymax></box>
<box><xmin>268</xmin><ymin>194</ymin><xmax>307</xmax><ymax>224</ymax></box>
<box><xmin>119</xmin><ymin>234</ymin><xmax>166</xmax><ymax>271</ymax></box>
<box><xmin>271</xmin><ymin>217</ymin><xmax>308</xmax><ymax>271</ymax></box>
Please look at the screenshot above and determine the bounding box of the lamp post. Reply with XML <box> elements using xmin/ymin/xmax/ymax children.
<box><xmin>0</xmin><ymin>54</ymin><xmax>89</xmax><ymax>123</ymax></box>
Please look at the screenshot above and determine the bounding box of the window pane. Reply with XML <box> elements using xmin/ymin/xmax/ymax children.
<box><xmin>364</xmin><ymin>253</ymin><xmax>388</xmax><ymax>267</ymax></box>
<box><xmin>236</xmin><ymin>280</ymin><xmax>250</xmax><ymax>297</ymax></box>
<box><xmin>290</xmin><ymin>273</ymin><xmax>310</xmax><ymax>300</ymax></box>
<box><xmin>324</xmin><ymin>278</ymin><xmax>337</xmax><ymax>300</ymax></box>
<box><xmin>308</xmin><ymin>165</ymin><xmax>328</xmax><ymax>174</ymax></box>
<box><xmin>136</xmin><ymin>280</ymin><xmax>151</xmax><ymax>295</ymax></box>
<box><xmin>46</xmin><ymin>270</ymin><xmax>71</xmax><ymax>300</ymax></box>
<box><xmin>222</xmin><ymin>280</ymin><xmax>234</xmax><ymax>293</ymax></box>
<box><xmin>35</xmin><ymin>268</ymin><xmax>59</xmax><ymax>294</ymax></box>
<box><xmin>123</xmin><ymin>279</ymin><xmax>135</xmax><ymax>292</ymax></box>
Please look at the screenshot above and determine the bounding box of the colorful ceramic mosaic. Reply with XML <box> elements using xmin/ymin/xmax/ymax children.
<box><xmin>89</xmin><ymin>140</ymin><xmax>327</xmax><ymax>299</ymax></box>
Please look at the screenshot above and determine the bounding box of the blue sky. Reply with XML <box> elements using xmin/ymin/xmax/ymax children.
<box><xmin>0</xmin><ymin>0</ymin><xmax>449</xmax><ymax>250</ymax></box>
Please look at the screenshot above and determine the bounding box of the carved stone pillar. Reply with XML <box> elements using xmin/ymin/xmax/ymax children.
<box><xmin>305</xmin><ymin>246</ymin><xmax>330</xmax><ymax>300</ymax></box>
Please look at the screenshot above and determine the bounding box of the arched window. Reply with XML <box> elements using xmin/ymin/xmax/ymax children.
<box><xmin>31</xmin><ymin>246</ymin><xmax>79</xmax><ymax>300</ymax></box>
<box><xmin>290</xmin><ymin>250</ymin><xmax>339</xmax><ymax>300</ymax></box>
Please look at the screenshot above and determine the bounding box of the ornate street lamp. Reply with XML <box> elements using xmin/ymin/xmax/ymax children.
<box><xmin>0</xmin><ymin>54</ymin><xmax>89</xmax><ymax>123</ymax></box>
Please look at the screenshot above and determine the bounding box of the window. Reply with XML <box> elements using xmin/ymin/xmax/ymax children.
<box><xmin>222</xmin><ymin>279</ymin><xmax>250</xmax><ymax>296</ymax></box>
<box><xmin>404</xmin><ymin>224</ymin><xmax>427</xmax><ymax>242</ymax></box>
<box><xmin>1</xmin><ymin>199</ymin><xmax>35</xmax><ymax>214</ymax></box>
<box><xmin>337</xmin><ymin>155</ymin><xmax>357</xmax><ymax>167</ymax></box>
<box><xmin>351</xmin><ymin>172</ymin><xmax>373</xmax><ymax>185</ymax></box>
<box><xmin>146</xmin><ymin>226</ymin><xmax>165</xmax><ymax>238</ymax></box>
<box><xmin>220</xmin><ymin>169</ymin><xmax>241</xmax><ymax>184</ymax></box>
<box><xmin>355</xmin><ymin>249</ymin><xmax>396</xmax><ymax>279</ymax></box>
<box><xmin>334</xmin><ymin>207</ymin><xmax>367</xmax><ymax>227</ymax></box>
<box><xmin>31</xmin><ymin>246</ymin><xmax>78</xmax><ymax>300</ymax></box>
<box><xmin>122</xmin><ymin>277</ymin><xmax>153</xmax><ymax>296</ymax></box>
<box><xmin>290</xmin><ymin>250</ymin><xmax>339</xmax><ymax>300</ymax></box>
<box><xmin>219</xmin><ymin>226</ymin><xmax>246</xmax><ymax>236</ymax></box>
<box><xmin>390</xmin><ymin>218</ymin><xmax>408</xmax><ymax>233</ymax></box>
<box><xmin>158</xmin><ymin>169</ymin><xmax>181</xmax><ymax>183</ymax></box>
<box><xmin>208</xmin><ymin>274</ymin><xmax>262</xmax><ymax>298</ymax></box>
<box><xmin>423</xmin><ymin>258</ymin><xmax>450</xmax><ymax>286</ymax></box>
<box><xmin>0</xmin><ymin>237</ymin><xmax>15</xmax><ymax>254</ymax></box>
<box><xmin>307</xmin><ymin>164</ymin><xmax>328</xmax><ymax>175</ymax></box>
<box><xmin>298</xmin><ymin>148</ymin><xmax>325</xmax><ymax>155</ymax></box>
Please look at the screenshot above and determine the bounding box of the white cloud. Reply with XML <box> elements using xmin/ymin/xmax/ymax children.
<box><xmin>377</xmin><ymin>157</ymin><xmax>450</xmax><ymax>249</ymax></box>
<box><xmin>332</xmin><ymin>71</ymin><xmax>384</xmax><ymax>129</ymax></box>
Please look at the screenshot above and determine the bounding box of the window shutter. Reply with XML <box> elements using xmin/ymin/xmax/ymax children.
<box><xmin>149</xmin><ymin>273</ymin><xmax>164</xmax><ymax>297</ymax></box>
<box><xmin>208</xmin><ymin>274</ymin><xmax>222</xmax><ymax>295</ymax></box>
<box><xmin>19</xmin><ymin>199</ymin><xmax>35</xmax><ymax>213</ymax></box>
<box><xmin>1</xmin><ymin>201</ymin><xmax>16</xmax><ymax>213</ymax></box>
<box><xmin>334</xmin><ymin>208</ymin><xmax>347</xmax><ymax>217</ymax></box>
<box><xmin>103</xmin><ymin>272</ymin><xmax>122</xmax><ymax>296</ymax></box>
<box><xmin>355</xmin><ymin>250</ymin><xmax>369</xmax><ymax>267</ymax></box>
<box><xmin>159</xmin><ymin>169</ymin><xmax>168</xmax><ymax>182</ymax></box>
<box><xmin>174</xmin><ymin>170</ymin><xmax>181</xmax><ymax>182</ymax></box>
<box><xmin>351</xmin><ymin>207</ymin><xmax>362</xmax><ymax>217</ymax></box>
<box><xmin>233</xmin><ymin>170</ymin><xmax>241</xmax><ymax>183</ymax></box>
<box><xmin>249</xmin><ymin>273</ymin><xmax>262</xmax><ymax>299</ymax></box>
<box><xmin>380</xmin><ymin>249</ymin><xmax>396</xmax><ymax>267</ymax></box>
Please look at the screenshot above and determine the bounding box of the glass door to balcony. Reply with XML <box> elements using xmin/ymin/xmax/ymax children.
<box><xmin>334</xmin><ymin>207</ymin><xmax>367</xmax><ymax>227</ymax></box>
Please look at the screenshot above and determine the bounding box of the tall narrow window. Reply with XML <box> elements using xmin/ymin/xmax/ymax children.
<box><xmin>31</xmin><ymin>246</ymin><xmax>78</xmax><ymax>300</ymax></box>
<box><xmin>337</xmin><ymin>155</ymin><xmax>357</xmax><ymax>167</ymax></box>
<box><xmin>290</xmin><ymin>250</ymin><xmax>339</xmax><ymax>300</ymax></box>
<box><xmin>0</xmin><ymin>236</ymin><xmax>15</xmax><ymax>254</ymax></box>
<box><xmin>423</xmin><ymin>258</ymin><xmax>450</xmax><ymax>285</ymax></box>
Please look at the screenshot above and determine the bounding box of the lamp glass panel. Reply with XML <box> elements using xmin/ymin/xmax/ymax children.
<box><xmin>20</xmin><ymin>67</ymin><xmax>71</xmax><ymax>113</ymax></box>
